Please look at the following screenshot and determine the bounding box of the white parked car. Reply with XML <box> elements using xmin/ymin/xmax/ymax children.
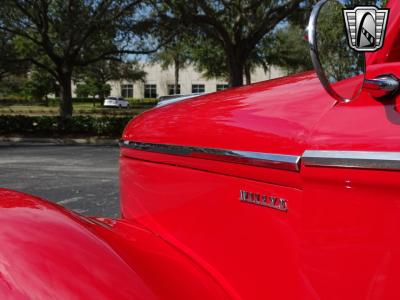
<box><xmin>103</xmin><ymin>96</ymin><xmax>129</xmax><ymax>108</ymax></box>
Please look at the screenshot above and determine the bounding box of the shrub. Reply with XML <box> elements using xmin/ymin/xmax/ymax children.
<box><xmin>47</xmin><ymin>97</ymin><xmax>99</xmax><ymax>105</ymax></box>
<box><xmin>0</xmin><ymin>97</ymin><xmax>158</xmax><ymax>108</ymax></box>
<box><xmin>0</xmin><ymin>97</ymin><xmax>101</xmax><ymax>106</ymax></box>
<box><xmin>0</xmin><ymin>97</ymin><xmax>36</xmax><ymax>105</ymax></box>
<box><xmin>0</xmin><ymin>115</ymin><xmax>133</xmax><ymax>137</ymax></box>
<box><xmin>126</xmin><ymin>98</ymin><xmax>158</xmax><ymax>105</ymax></box>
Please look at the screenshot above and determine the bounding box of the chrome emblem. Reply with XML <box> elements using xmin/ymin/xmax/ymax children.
<box><xmin>239</xmin><ymin>190</ymin><xmax>288</xmax><ymax>212</ymax></box>
<box><xmin>343</xmin><ymin>6</ymin><xmax>389</xmax><ymax>52</ymax></box>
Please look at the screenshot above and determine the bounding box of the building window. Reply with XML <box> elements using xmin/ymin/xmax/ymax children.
<box><xmin>144</xmin><ymin>84</ymin><xmax>157</xmax><ymax>98</ymax></box>
<box><xmin>216</xmin><ymin>84</ymin><xmax>229</xmax><ymax>91</ymax></box>
<box><xmin>168</xmin><ymin>84</ymin><xmax>181</xmax><ymax>95</ymax></box>
<box><xmin>192</xmin><ymin>84</ymin><xmax>205</xmax><ymax>93</ymax></box>
<box><xmin>121</xmin><ymin>84</ymin><xmax>133</xmax><ymax>98</ymax></box>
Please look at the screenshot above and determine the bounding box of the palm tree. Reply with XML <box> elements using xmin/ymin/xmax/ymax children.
<box><xmin>151</xmin><ymin>35</ymin><xmax>191</xmax><ymax>94</ymax></box>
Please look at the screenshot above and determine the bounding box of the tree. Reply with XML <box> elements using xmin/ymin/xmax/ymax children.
<box><xmin>74</xmin><ymin>60</ymin><xmax>146</xmax><ymax>104</ymax></box>
<box><xmin>163</xmin><ymin>0</ymin><xmax>304</xmax><ymax>87</ymax></box>
<box><xmin>151</xmin><ymin>35</ymin><xmax>191</xmax><ymax>94</ymax></box>
<box><xmin>249</xmin><ymin>0</ymin><xmax>386</xmax><ymax>76</ymax></box>
<box><xmin>75</xmin><ymin>82</ymin><xmax>96</xmax><ymax>99</ymax></box>
<box><xmin>75</xmin><ymin>79</ymin><xmax>111</xmax><ymax>107</ymax></box>
<box><xmin>23</xmin><ymin>67</ymin><xmax>57</xmax><ymax>105</ymax></box>
<box><xmin>0</xmin><ymin>30</ymin><xmax>29</xmax><ymax>81</ymax></box>
<box><xmin>0</xmin><ymin>30</ymin><xmax>30</xmax><ymax>98</ymax></box>
<box><xmin>267</xmin><ymin>25</ymin><xmax>313</xmax><ymax>75</ymax></box>
<box><xmin>189</xmin><ymin>34</ymin><xmax>270</xmax><ymax>85</ymax></box>
<box><xmin>0</xmin><ymin>0</ymin><xmax>159</xmax><ymax>119</ymax></box>
<box><xmin>189</xmin><ymin>36</ymin><xmax>228</xmax><ymax>80</ymax></box>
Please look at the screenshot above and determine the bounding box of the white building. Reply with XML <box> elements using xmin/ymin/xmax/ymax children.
<box><xmin>74</xmin><ymin>63</ymin><xmax>285</xmax><ymax>99</ymax></box>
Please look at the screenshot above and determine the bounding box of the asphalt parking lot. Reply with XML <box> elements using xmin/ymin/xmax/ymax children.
<box><xmin>0</xmin><ymin>145</ymin><xmax>120</xmax><ymax>217</ymax></box>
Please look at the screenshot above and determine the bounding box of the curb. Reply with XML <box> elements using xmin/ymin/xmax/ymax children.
<box><xmin>0</xmin><ymin>137</ymin><xmax>119</xmax><ymax>146</ymax></box>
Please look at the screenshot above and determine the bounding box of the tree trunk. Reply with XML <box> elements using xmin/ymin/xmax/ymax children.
<box><xmin>245</xmin><ymin>64</ymin><xmax>251</xmax><ymax>85</ymax></box>
<box><xmin>227</xmin><ymin>54</ymin><xmax>244</xmax><ymax>87</ymax></box>
<box><xmin>58</xmin><ymin>70</ymin><xmax>73</xmax><ymax>119</ymax></box>
<box><xmin>174</xmin><ymin>58</ymin><xmax>180</xmax><ymax>94</ymax></box>
<box><xmin>99</xmin><ymin>90</ymin><xmax>106</xmax><ymax>107</ymax></box>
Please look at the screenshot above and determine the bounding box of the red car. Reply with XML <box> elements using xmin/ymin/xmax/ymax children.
<box><xmin>1</xmin><ymin>0</ymin><xmax>400</xmax><ymax>299</ymax></box>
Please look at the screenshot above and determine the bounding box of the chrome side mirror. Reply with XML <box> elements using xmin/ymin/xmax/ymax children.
<box><xmin>309</xmin><ymin>0</ymin><xmax>400</xmax><ymax>101</ymax></box>
<box><xmin>308</xmin><ymin>0</ymin><xmax>365</xmax><ymax>102</ymax></box>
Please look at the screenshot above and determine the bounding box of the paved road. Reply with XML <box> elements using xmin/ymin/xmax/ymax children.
<box><xmin>0</xmin><ymin>145</ymin><xmax>120</xmax><ymax>217</ymax></box>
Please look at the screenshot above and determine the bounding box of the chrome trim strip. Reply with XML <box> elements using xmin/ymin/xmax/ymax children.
<box><xmin>120</xmin><ymin>140</ymin><xmax>301</xmax><ymax>171</ymax></box>
<box><xmin>303</xmin><ymin>150</ymin><xmax>400</xmax><ymax>170</ymax></box>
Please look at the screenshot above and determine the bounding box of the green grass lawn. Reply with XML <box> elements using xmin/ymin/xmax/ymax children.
<box><xmin>0</xmin><ymin>102</ymin><xmax>152</xmax><ymax>116</ymax></box>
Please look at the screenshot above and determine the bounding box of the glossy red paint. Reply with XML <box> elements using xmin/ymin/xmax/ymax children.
<box><xmin>119</xmin><ymin>2</ymin><xmax>400</xmax><ymax>300</ymax></box>
<box><xmin>0</xmin><ymin>189</ymin><xmax>156</xmax><ymax>300</ymax></box>
<box><xmin>0</xmin><ymin>189</ymin><xmax>231</xmax><ymax>300</ymax></box>
<box><xmin>2</xmin><ymin>1</ymin><xmax>400</xmax><ymax>300</ymax></box>
<box><xmin>296</xmin><ymin>53</ymin><xmax>400</xmax><ymax>300</ymax></box>
<box><xmin>123</xmin><ymin>71</ymin><xmax>335</xmax><ymax>157</ymax></box>
<box><xmin>120</xmin><ymin>156</ymin><xmax>303</xmax><ymax>300</ymax></box>
<box><xmin>307</xmin><ymin>64</ymin><xmax>400</xmax><ymax>152</ymax></box>
<box><xmin>366</xmin><ymin>0</ymin><xmax>400</xmax><ymax>65</ymax></box>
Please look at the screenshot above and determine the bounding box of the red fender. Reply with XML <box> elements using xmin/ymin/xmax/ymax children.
<box><xmin>0</xmin><ymin>189</ymin><xmax>231</xmax><ymax>300</ymax></box>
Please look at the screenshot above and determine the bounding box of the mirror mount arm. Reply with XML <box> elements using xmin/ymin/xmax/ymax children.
<box><xmin>308</xmin><ymin>0</ymin><xmax>351</xmax><ymax>103</ymax></box>
<box><xmin>364</xmin><ymin>75</ymin><xmax>400</xmax><ymax>99</ymax></box>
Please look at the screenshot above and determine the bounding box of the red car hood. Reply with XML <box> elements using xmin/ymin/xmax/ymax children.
<box><xmin>123</xmin><ymin>72</ymin><xmax>336</xmax><ymax>156</ymax></box>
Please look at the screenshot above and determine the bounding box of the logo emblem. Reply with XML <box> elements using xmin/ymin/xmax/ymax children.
<box><xmin>239</xmin><ymin>190</ymin><xmax>288</xmax><ymax>212</ymax></box>
<box><xmin>343</xmin><ymin>6</ymin><xmax>389</xmax><ymax>52</ymax></box>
